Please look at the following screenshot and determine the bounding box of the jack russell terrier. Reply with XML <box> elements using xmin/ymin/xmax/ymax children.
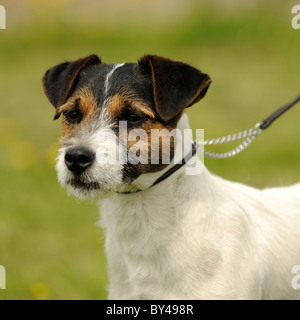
<box><xmin>43</xmin><ymin>54</ymin><xmax>300</xmax><ymax>299</ymax></box>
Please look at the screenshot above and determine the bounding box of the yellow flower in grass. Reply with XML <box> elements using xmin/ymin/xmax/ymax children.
<box><xmin>30</xmin><ymin>282</ymin><xmax>51</xmax><ymax>300</ymax></box>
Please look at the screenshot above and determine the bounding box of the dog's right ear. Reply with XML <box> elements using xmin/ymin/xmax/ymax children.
<box><xmin>42</xmin><ymin>55</ymin><xmax>101</xmax><ymax>110</ymax></box>
<box><xmin>138</xmin><ymin>55</ymin><xmax>211</xmax><ymax>123</ymax></box>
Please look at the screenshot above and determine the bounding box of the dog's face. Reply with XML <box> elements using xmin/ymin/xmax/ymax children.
<box><xmin>43</xmin><ymin>55</ymin><xmax>211</xmax><ymax>198</ymax></box>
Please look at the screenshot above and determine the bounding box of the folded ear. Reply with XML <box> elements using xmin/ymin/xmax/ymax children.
<box><xmin>138</xmin><ymin>55</ymin><xmax>211</xmax><ymax>122</ymax></box>
<box><xmin>42</xmin><ymin>54</ymin><xmax>101</xmax><ymax>109</ymax></box>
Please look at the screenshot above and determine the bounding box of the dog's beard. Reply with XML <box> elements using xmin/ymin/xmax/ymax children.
<box><xmin>57</xmin><ymin>165</ymin><xmax>123</xmax><ymax>200</ymax></box>
<box><xmin>65</xmin><ymin>180</ymin><xmax>104</xmax><ymax>200</ymax></box>
<box><xmin>56</xmin><ymin>148</ymin><xmax>125</xmax><ymax>200</ymax></box>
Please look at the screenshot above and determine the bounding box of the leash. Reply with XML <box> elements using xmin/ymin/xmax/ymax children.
<box><xmin>200</xmin><ymin>94</ymin><xmax>300</xmax><ymax>159</ymax></box>
<box><xmin>118</xmin><ymin>94</ymin><xmax>300</xmax><ymax>194</ymax></box>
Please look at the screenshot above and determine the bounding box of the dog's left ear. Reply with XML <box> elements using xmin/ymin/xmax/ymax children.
<box><xmin>42</xmin><ymin>54</ymin><xmax>101</xmax><ymax>110</ymax></box>
<box><xmin>138</xmin><ymin>55</ymin><xmax>211</xmax><ymax>122</ymax></box>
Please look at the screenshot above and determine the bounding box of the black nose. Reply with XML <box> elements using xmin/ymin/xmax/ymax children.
<box><xmin>64</xmin><ymin>148</ymin><xmax>95</xmax><ymax>174</ymax></box>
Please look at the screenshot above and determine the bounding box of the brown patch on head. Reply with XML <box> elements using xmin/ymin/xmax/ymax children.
<box><xmin>105</xmin><ymin>93</ymin><xmax>125</xmax><ymax>119</ymax></box>
<box><xmin>55</xmin><ymin>86</ymin><xmax>99</xmax><ymax>141</ymax></box>
<box><xmin>75</xmin><ymin>87</ymin><xmax>99</xmax><ymax>118</ymax></box>
<box><xmin>106</xmin><ymin>91</ymin><xmax>156</xmax><ymax>120</ymax></box>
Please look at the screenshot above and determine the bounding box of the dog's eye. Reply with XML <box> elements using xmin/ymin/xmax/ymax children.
<box><xmin>64</xmin><ymin>109</ymin><xmax>83</xmax><ymax>124</ymax></box>
<box><xmin>127</xmin><ymin>113</ymin><xmax>144</xmax><ymax>124</ymax></box>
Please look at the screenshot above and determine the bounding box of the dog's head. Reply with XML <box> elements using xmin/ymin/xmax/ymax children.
<box><xmin>43</xmin><ymin>54</ymin><xmax>211</xmax><ymax>198</ymax></box>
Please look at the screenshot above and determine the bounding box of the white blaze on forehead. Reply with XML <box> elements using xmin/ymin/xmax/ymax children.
<box><xmin>101</xmin><ymin>63</ymin><xmax>125</xmax><ymax>121</ymax></box>
<box><xmin>104</xmin><ymin>63</ymin><xmax>125</xmax><ymax>97</ymax></box>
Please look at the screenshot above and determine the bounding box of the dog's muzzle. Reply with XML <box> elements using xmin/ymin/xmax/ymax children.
<box><xmin>64</xmin><ymin>147</ymin><xmax>95</xmax><ymax>175</ymax></box>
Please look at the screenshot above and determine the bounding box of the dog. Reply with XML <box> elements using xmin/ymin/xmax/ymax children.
<box><xmin>42</xmin><ymin>54</ymin><xmax>300</xmax><ymax>299</ymax></box>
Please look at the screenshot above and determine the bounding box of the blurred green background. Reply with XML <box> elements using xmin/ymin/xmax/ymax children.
<box><xmin>0</xmin><ymin>0</ymin><xmax>299</xmax><ymax>300</ymax></box>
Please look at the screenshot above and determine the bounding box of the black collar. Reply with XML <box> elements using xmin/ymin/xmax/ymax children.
<box><xmin>117</xmin><ymin>142</ymin><xmax>197</xmax><ymax>194</ymax></box>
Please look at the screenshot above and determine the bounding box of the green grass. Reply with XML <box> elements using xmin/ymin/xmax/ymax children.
<box><xmin>0</xmin><ymin>1</ymin><xmax>299</xmax><ymax>299</ymax></box>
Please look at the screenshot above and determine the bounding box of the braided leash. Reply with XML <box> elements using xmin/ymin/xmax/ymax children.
<box><xmin>198</xmin><ymin>95</ymin><xmax>300</xmax><ymax>159</ymax></box>
<box><xmin>198</xmin><ymin>122</ymin><xmax>263</xmax><ymax>159</ymax></box>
